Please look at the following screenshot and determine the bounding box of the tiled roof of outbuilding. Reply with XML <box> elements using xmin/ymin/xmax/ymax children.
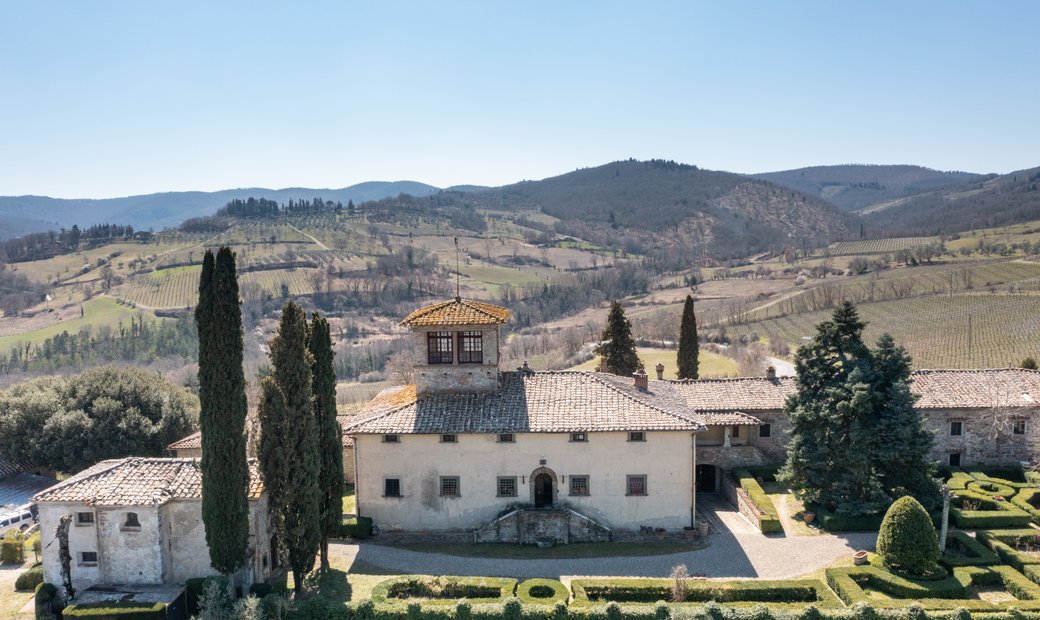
<box><xmin>33</xmin><ymin>458</ymin><xmax>264</xmax><ymax>506</ymax></box>
<box><xmin>167</xmin><ymin>431</ymin><xmax>201</xmax><ymax>451</ymax></box>
<box><xmin>671</xmin><ymin>377</ymin><xmax>797</xmax><ymax>412</ymax></box>
<box><xmin>400</xmin><ymin>298</ymin><xmax>510</xmax><ymax>327</ymax></box>
<box><xmin>909</xmin><ymin>369</ymin><xmax>1040</xmax><ymax>409</ymax></box>
<box><xmin>343</xmin><ymin>371</ymin><xmax>704</xmax><ymax>434</ymax></box>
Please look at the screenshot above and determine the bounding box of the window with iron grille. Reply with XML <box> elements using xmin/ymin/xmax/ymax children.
<box><xmin>384</xmin><ymin>478</ymin><xmax>401</xmax><ymax>497</ymax></box>
<box><xmin>79</xmin><ymin>551</ymin><xmax>98</xmax><ymax>565</ymax></box>
<box><xmin>760</xmin><ymin>424</ymin><xmax>771</xmax><ymax>438</ymax></box>
<box><xmin>76</xmin><ymin>512</ymin><xmax>94</xmax><ymax>526</ymax></box>
<box><xmin>497</xmin><ymin>476</ymin><xmax>517</xmax><ymax>497</ymax></box>
<box><xmin>382</xmin><ymin>434</ymin><xmax>400</xmax><ymax>443</ymax></box>
<box><xmin>626</xmin><ymin>475</ymin><xmax>647</xmax><ymax>496</ymax></box>
<box><xmin>440</xmin><ymin>476</ymin><xmax>460</xmax><ymax>497</ymax></box>
<box><xmin>440</xmin><ymin>434</ymin><xmax>457</xmax><ymax>443</ymax></box>
<box><xmin>569</xmin><ymin>475</ymin><xmax>590</xmax><ymax>496</ymax></box>
<box><xmin>427</xmin><ymin>331</ymin><xmax>454</xmax><ymax>364</ymax></box>
<box><xmin>570</xmin><ymin>432</ymin><xmax>588</xmax><ymax>442</ymax></box>
<box><xmin>1014</xmin><ymin>419</ymin><xmax>1026</xmax><ymax>435</ymax></box>
<box><xmin>950</xmin><ymin>421</ymin><xmax>962</xmax><ymax>436</ymax></box>
<box><xmin>458</xmin><ymin>331</ymin><xmax>483</xmax><ymax>364</ymax></box>
<box><xmin>949</xmin><ymin>453</ymin><xmax>961</xmax><ymax>467</ymax></box>
<box><xmin>628</xmin><ymin>431</ymin><xmax>645</xmax><ymax>442</ymax></box>
<box><xmin>497</xmin><ymin>433</ymin><xmax>515</xmax><ymax>443</ymax></box>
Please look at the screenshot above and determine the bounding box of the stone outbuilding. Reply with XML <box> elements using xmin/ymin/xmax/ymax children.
<box><xmin>34</xmin><ymin>457</ymin><xmax>271</xmax><ymax>594</ymax></box>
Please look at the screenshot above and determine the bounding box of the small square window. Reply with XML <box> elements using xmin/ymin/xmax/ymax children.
<box><xmin>78</xmin><ymin>551</ymin><xmax>98</xmax><ymax>565</ymax></box>
<box><xmin>384</xmin><ymin>478</ymin><xmax>401</xmax><ymax>497</ymax></box>
<box><xmin>570</xmin><ymin>432</ymin><xmax>588</xmax><ymax>443</ymax></box>
<box><xmin>1014</xmin><ymin>420</ymin><xmax>1026</xmax><ymax>435</ymax></box>
<box><xmin>497</xmin><ymin>476</ymin><xmax>517</xmax><ymax>497</ymax></box>
<box><xmin>759</xmin><ymin>424</ymin><xmax>771</xmax><ymax>438</ymax></box>
<box><xmin>949</xmin><ymin>453</ymin><xmax>961</xmax><ymax>467</ymax></box>
<box><xmin>950</xmin><ymin>421</ymin><xmax>962</xmax><ymax>436</ymax></box>
<box><xmin>440</xmin><ymin>476</ymin><xmax>460</xmax><ymax>497</ymax></box>
<box><xmin>440</xmin><ymin>434</ymin><xmax>458</xmax><ymax>443</ymax></box>
<box><xmin>123</xmin><ymin>512</ymin><xmax>140</xmax><ymax>529</ymax></box>
<box><xmin>732</xmin><ymin>426</ymin><xmax>740</xmax><ymax>438</ymax></box>
<box><xmin>628</xmin><ymin>432</ymin><xmax>645</xmax><ymax>442</ymax></box>
<box><xmin>569</xmin><ymin>475</ymin><xmax>590</xmax><ymax>496</ymax></box>
<box><xmin>76</xmin><ymin>512</ymin><xmax>94</xmax><ymax>526</ymax></box>
<box><xmin>382</xmin><ymin>434</ymin><xmax>400</xmax><ymax>443</ymax></box>
<box><xmin>626</xmin><ymin>475</ymin><xmax>648</xmax><ymax>496</ymax></box>
<box><xmin>497</xmin><ymin>433</ymin><xmax>515</xmax><ymax>443</ymax></box>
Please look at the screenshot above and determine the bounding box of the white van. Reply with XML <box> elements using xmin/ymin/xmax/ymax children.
<box><xmin>0</xmin><ymin>505</ymin><xmax>34</xmax><ymax>533</ymax></box>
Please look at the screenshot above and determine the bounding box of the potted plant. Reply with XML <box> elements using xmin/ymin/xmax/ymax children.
<box><xmin>697</xmin><ymin>520</ymin><xmax>710</xmax><ymax>537</ymax></box>
<box><xmin>803</xmin><ymin>511</ymin><xmax>816</xmax><ymax>524</ymax></box>
<box><xmin>853</xmin><ymin>550</ymin><xmax>869</xmax><ymax>565</ymax></box>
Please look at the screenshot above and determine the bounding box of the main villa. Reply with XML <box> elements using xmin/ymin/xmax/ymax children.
<box><xmin>344</xmin><ymin>297</ymin><xmax>1040</xmax><ymax>540</ymax></box>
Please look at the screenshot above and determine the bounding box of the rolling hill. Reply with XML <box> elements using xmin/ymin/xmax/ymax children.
<box><xmin>753</xmin><ymin>164</ymin><xmax>984</xmax><ymax>212</ymax></box>
<box><xmin>0</xmin><ymin>180</ymin><xmax>440</xmax><ymax>239</ymax></box>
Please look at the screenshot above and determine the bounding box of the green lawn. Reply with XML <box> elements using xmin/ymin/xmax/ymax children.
<box><xmin>342</xmin><ymin>485</ymin><xmax>356</xmax><ymax>515</ymax></box>
<box><xmin>382</xmin><ymin>540</ymin><xmax>705</xmax><ymax>559</ymax></box>
<box><xmin>568</xmin><ymin>346</ymin><xmax>739</xmax><ymax>378</ymax></box>
<box><xmin>0</xmin><ymin>297</ymin><xmax>154</xmax><ymax>350</ymax></box>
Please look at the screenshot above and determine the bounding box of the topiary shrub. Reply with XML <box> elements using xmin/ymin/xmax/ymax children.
<box><xmin>877</xmin><ymin>496</ymin><xmax>940</xmax><ymax>576</ymax></box>
<box><xmin>16</xmin><ymin>565</ymin><xmax>43</xmax><ymax>591</ymax></box>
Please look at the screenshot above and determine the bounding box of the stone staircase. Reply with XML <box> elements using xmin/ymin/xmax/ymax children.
<box><xmin>473</xmin><ymin>506</ymin><xmax>612</xmax><ymax>544</ymax></box>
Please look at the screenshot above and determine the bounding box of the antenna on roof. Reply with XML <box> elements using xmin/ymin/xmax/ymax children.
<box><xmin>454</xmin><ymin>237</ymin><xmax>461</xmax><ymax>301</ymax></box>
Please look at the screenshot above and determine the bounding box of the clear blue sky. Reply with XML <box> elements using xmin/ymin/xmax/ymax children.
<box><xmin>2</xmin><ymin>1</ymin><xmax>1038</xmax><ymax>198</ymax></box>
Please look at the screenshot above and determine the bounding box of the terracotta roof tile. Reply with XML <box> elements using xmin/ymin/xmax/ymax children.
<box><xmin>401</xmin><ymin>298</ymin><xmax>510</xmax><ymax>327</ymax></box>
<box><xmin>343</xmin><ymin>371</ymin><xmax>704</xmax><ymax>434</ymax></box>
<box><xmin>909</xmin><ymin>369</ymin><xmax>1040</xmax><ymax>409</ymax></box>
<box><xmin>698</xmin><ymin>411</ymin><xmax>764</xmax><ymax>426</ymax></box>
<box><xmin>167</xmin><ymin>431</ymin><xmax>201</xmax><ymax>451</ymax></box>
<box><xmin>33</xmin><ymin>458</ymin><xmax>264</xmax><ymax>506</ymax></box>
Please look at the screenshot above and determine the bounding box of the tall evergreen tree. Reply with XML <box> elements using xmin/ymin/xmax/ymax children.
<box><xmin>778</xmin><ymin>302</ymin><xmax>937</xmax><ymax>516</ymax></box>
<box><xmin>309</xmin><ymin>313</ymin><xmax>343</xmax><ymax>570</ymax></box>
<box><xmin>258</xmin><ymin>301</ymin><xmax>321</xmax><ymax>595</ymax></box>
<box><xmin>595</xmin><ymin>301</ymin><xmax>640</xmax><ymax>376</ymax></box>
<box><xmin>196</xmin><ymin>247</ymin><xmax>250</xmax><ymax>575</ymax></box>
<box><xmin>677</xmin><ymin>295</ymin><xmax>699</xmax><ymax>380</ymax></box>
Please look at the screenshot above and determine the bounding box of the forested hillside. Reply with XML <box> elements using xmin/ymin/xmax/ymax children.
<box><xmin>753</xmin><ymin>164</ymin><xmax>983</xmax><ymax>212</ymax></box>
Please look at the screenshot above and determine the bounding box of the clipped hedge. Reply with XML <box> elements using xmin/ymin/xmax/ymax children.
<box><xmin>336</xmin><ymin>516</ymin><xmax>374</xmax><ymax>539</ymax></box>
<box><xmin>35</xmin><ymin>582</ymin><xmax>58</xmax><ymax>620</ymax></box>
<box><xmin>941</xmin><ymin>531</ymin><xmax>1000</xmax><ymax>567</ymax></box>
<box><xmin>977</xmin><ymin>529</ymin><xmax>1040</xmax><ymax>573</ymax></box>
<box><xmin>16</xmin><ymin>565</ymin><xmax>43</xmax><ymax>591</ymax></box>
<box><xmin>804</xmin><ymin>505</ymin><xmax>883</xmax><ymax>532</ymax></box>
<box><xmin>570</xmin><ymin>578</ymin><xmax>842</xmax><ymax>609</ymax></box>
<box><xmin>517</xmin><ymin>579</ymin><xmax>569</xmax><ymax>605</ymax></box>
<box><xmin>62</xmin><ymin>602</ymin><xmax>167</xmax><ymax>619</ymax></box>
<box><xmin>732</xmin><ymin>470</ymin><xmax>782</xmax><ymax>534</ymax></box>
<box><xmin>372</xmin><ymin>576</ymin><xmax>518</xmax><ymax>606</ymax></box>
<box><xmin>1012</xmin><ymin>487</ymin><xmax>1040</xmax><ymax>521</ymax></box>
<box><xmin>949</xmin><ymin>503</ymin><xmax>1031</xmax><ymax>528</ymax></box>
<box><xmin>825</xmin><ymin>564</ymin><xmax>1040</xmax><ymax>610</ymax></box>
<box><xmin>1</xmin><ymin>532</ymin><xmax>25</xmax><ymax>564</ymax></box>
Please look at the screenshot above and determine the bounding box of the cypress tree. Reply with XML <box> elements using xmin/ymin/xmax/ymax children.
<box><xmin>595</xmin><ymin>301</ymin><xmax>640</xmax><ymax>376</ymax></box>
<box><xmin>309</xmin><ymin>313</ymin><xmax>343</xmax><ymax>570</ymax></box>
<box><xmin>677</xmin><ymin>295</ymin><xmax>699</xmax><ymax>380</ymax></box>
<box><xmin>259</xmin><ymin>301</ymin><xmax>321</xmax><ymax>595</ymax></box>
<box><xmin>197</xmin><ymin>247</ymin><xmax>250</xmax><ymax>575</ymax></box>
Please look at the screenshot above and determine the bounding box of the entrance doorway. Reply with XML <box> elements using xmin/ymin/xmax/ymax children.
<box><xmin>534</xmin><ymin>473</ymin><xmax>554</xmax><ymax>507</ymax></box>
<box><xmin>696</xmin><ymin>464</ymin><xmax>717</xmax><ymax>492</ymax></box>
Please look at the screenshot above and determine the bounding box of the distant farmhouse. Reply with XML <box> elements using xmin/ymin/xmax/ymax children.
<box><xmin>34</xmin><ymin>457</ymin><xmax>271</xmax><ymax>594</ymax></box>
<box><xmin>344</xmin><ymin>297</ymin><xmax>1040</xmax><ymax>542</ymax></box>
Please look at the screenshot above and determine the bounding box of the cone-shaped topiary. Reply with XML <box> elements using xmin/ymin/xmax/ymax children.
<box><xmin>877</xmin><ymin>496</ymin><xmax>940</xmax><ymax>575</ymax></box>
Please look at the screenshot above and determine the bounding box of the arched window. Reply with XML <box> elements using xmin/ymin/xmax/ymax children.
<box><xmin>124</xmin><ymin>512</ymin><xmax>141</xmax><ymax>528</ymax></box>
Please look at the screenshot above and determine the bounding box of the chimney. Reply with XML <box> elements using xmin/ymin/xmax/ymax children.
<box><xmin>766</xmin><ymin>365</ymin><xmax>777</xmax><ymax>380</ymax></box>
<box><xmin>597</xmin><ymin>357</ymin><xmax>607</xmax><ymax>373</ymax></box>
<box><xmin>633</xmin><ymin>368</ymin><xmax>648</xmax><ymax>391</ymax></box>
<box><xmin>655</xmin><ymin>363</ymin><xmax>665</xmax><ymax>381</ymax></box>
<box><xmin>518</xmin><ymin>361</ymin><xmax>534</xmax><ymax>376</ymax></box>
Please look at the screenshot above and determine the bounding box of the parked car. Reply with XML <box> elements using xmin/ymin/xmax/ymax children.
<box><xmin>0</xmin><ymin>505</ymin><xmax>35</xmax><ymax>533</ymax></box>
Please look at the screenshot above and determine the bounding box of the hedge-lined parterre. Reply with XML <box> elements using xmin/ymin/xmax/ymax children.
<box><xmin>60</xmin><ymin>602</ymin><xmax>167</xmax><ymax>619</ymax></box>
<box><xmin>732</xmin><ymin>469</ymin><xmax>782</xmax><ymax>534</ymax></box>
<box><xmin>941</xmin><ymin>531</ymin><xmax>1000</xmax><ymax>568</ymax></box>
<box><xmin>569</xmin><ymin>578</ymin><xmax>842</xmax><ymax>609</ymax></box>
<box><xmin>517</xmin><ymin>580</ymin><xmax>570</xmax><ymax>605</ymax></box>
<box><xmin>825</xmin><ymin>564</ymin><xmax>1040</xmax><ymax>610</ymax></box>
<box><xmin>371</xmin><ymin>576</ymin><xmax>519</xmax><ymax>605</ymax></box>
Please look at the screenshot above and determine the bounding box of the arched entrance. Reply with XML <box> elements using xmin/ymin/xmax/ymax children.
<box><xmin>696</xmin><ymin>464</ymin><xmax>717</xmax><ymax>493</ymax></box>
<box><xmin>529</xmin><ymin>467</ymin><xmax>557</xmax><ymax>508</ymax></box>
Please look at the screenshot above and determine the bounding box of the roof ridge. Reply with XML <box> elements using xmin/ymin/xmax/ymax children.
<box><xmin>587</xmin><ymin>373</ymin><xmax>703</xmax><ymax>429</ymax></box>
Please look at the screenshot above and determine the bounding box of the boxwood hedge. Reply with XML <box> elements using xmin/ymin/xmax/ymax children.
<box><xmin>371</xmin><ymin>576</ymin><xmax>518</xmax><ymax>606</ymax></box>
<box><xmin>803</xmin><ymin>505</ymin><xmax>883</xmax><ymax>532</ymax></box>
<box><xmin>825</xmin><ymin>564</ymin><xmax>1040</xmax><ymax>610</ymax></box>
<box><xmin>941</xmin><ymin>531</ymin><xmax>1000</xmax><ymax>568</ymax></box>
<box><xmin>61</xmin><ymin>602</ymin><xmax>167</xmax><ymax>619</ymax></box>
<box><xmin>977</xmin><ymin>529</ymin><xmax>1040</xmax><ymax>573</ymax></box>
<box><xmin>732</xmin><ymin>470</ymin><xmax>782</xmax><ymax>534</ymax></box>
<box><xmin>517</xmin><ymin>580</ymin><xmax>569</xmax><ymax>606</ymax></box>
<box><xmin>570</xmin><ymin>578</ymin><xmax>842</xmax><ymax>609</ymax></box>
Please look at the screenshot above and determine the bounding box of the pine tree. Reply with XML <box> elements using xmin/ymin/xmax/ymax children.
<box><xmin>677</xmin><ymin>295</ymin><xmax>699</xmax><ymax>380</ymax></box>
<box><xmin>258</xmin><ymin>301</ymin><xmax>321</xmax><ymax>596</ymax></box>
<box><xmin>778</xmin><ymin>302</ymin><xmax>937</xmax><ymax>516</ymax></box>
<box><xmin>309</xmin><ymin>313</ymin><xmax>343</xmax><ymax>570</ymax></box>
<box><xmin>196</xmin><ymin>247</ymin><xmax>250</xmax><ymax>575</ymax></box>
<box><xmin>595</xmin><ymin>301</ymin><xmax>640</xmax><ymax>376</ymax></box>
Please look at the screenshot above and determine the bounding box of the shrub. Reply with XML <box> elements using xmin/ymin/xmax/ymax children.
<box><xmin>336</xmin><ymin>516</ymin><xmax>374</xmax><ymax>539</ymax></box>
<box><xmin>825</xmin><ymin>565</ymin><xmax>1040</xmax><ymax>610</ymax></box>
<box><xmin>569</xmin><ymin>578</ymin><xmax>842</xmax><ymax>608</ymax></box>
<box><xmin>941</xmin><ymin>531</ymin><xmax>1000</xmax><ymax>568</ymax></box>
<box><xmin>62</xmin><ymin>602</ymin><xmax>166</xmax><ymax>619</ymax></box>
<box><xmin>371</xmin><ymin>576</ymin><xmax>518</xmax><ymax>605</ymax></box>
<box><xmin>976</xmin><ymin>530</ymin><xmax>1040</xmax><ymax>572</ymax></box>
<box><xmin>733</xmin><ymin>469</ymin><xmax>782</xmax><ymax>533</ymax></box>
<box><xmin>1</xmin><ymin>531</ymin><xmax>25</xmax><ymax>564</ymax></box>
<box><xmin>877</xmin><ymin>496</ymin><xmax>940</xmax><ymax>576</ymax></box>
<box><xmin>517</xmin><ymin>579</ymin><xmax>569</xmax><ymax>605</ymax></box>
<box><xmin>805</xmin><ymin>505</ymin><xmax>883</xmax><ymax>532</ymax></box>
<box><xmin>35</xmin><ymin>582</ymin><xmax>58</xmax><ymax>620</ymax></box>
<box><xmin>16</xmin><ymin>565</ymin><xmax>43</xmax><ymax>591</ymax></box>
<box><xmin>503</xmin><ymin>597</ymin><xmax>523</xmax><ymax>620</ymax></box>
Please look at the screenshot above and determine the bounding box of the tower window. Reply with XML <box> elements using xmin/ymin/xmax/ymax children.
<box><xmin>458</xmin><ymin>331</ymin><xmax>483</xmax><ymax>364</ymax></box>
<box><xmin>427</xmin><ymin>331</ymin><xmax>454</xmax><ymax>364</ymax></box>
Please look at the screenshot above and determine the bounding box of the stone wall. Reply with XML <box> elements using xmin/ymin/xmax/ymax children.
<box><xmin>412</xmin><ymin>324</ymin><xmax>501</xmax><ymax>394</ymax></box>
<box><xmin>473</xmin><ymin>507</ymin><xmax>611</xmax><ymax>544</ymax></box>
<box><xmin>923</xmin><ymin>407</ymin><xmax>1038</xmax><ymax>466</ymax></box>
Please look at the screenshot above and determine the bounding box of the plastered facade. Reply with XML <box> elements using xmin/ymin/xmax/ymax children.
<box><xmin>38</xmin><ymin>496</ymin><xmax>271</xmax><ymax>592</ymax></box>
<box><xmin>355</xmin><ymin>430</ymin><xmax>696</xmax><ymax>531</ymax></box>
